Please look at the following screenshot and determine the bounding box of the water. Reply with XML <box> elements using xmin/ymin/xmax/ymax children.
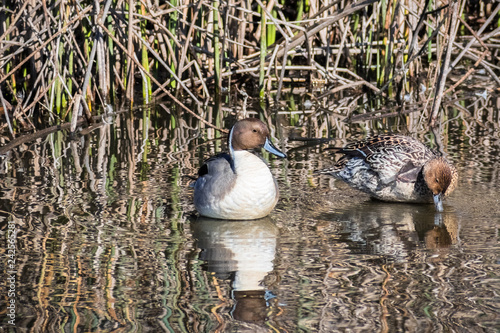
<box><xmin>0</xmin><ymin>104</ymin><xmax>499</xmax><ymax>332</ymax></box>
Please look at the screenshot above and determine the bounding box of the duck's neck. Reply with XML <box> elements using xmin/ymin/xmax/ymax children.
<box><xmin>231</xmin><ymin>150</ymin><xmax>267</xmax><ymax>174</ymax></box>
<box><xmin>229</xmin><ymin>128</ymin><xmax>236</xmax><ymax>157</ymax></box>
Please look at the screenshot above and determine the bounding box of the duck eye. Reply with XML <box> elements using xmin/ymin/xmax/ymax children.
<box><xmin>435</xmin><ymin>178</ymin><xmax>439</xmax><ymax>183</ymax></box>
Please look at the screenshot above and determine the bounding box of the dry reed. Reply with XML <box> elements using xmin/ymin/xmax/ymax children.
<box><xmin>0</xmin><ymin>0</ymin><xmax>499</xmax><ymax>136</ymax></box>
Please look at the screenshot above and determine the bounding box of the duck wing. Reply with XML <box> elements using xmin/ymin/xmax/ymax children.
<box><xmin>198</xmin><ymin>153</ymin><xmax>233</xmax><ymax>177</ymax></box>
<box><xmin>194</xmin><ymin>153</ymin><xmax>238</xmax><ymax>204</ymax></box>
<box><xmin>338</xmin><ymin>135</ymin><xmax>434</xmax><ymax>184</ymax></box>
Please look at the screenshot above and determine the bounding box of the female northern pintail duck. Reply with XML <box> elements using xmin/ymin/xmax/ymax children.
<box><xmin>319</xmin><ymin>135</ymin><xmax>458</xmax><ymax>212</ymax></box>
<box><xmin>194</xmin><ymin>118</ymin><xmax>286</xmax><ymax>220</ymax></box>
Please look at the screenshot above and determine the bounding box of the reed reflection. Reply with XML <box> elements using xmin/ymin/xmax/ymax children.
<box><xmin>192</xmin><ymin>217</ymin><xmax>278</xmax><ymax>326</ymax></box>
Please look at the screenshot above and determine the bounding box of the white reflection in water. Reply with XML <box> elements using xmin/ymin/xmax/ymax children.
<box><xmin>193</xmin><ymin>216</ymin><xmax>278</xmax><ymax>326</ymax></box>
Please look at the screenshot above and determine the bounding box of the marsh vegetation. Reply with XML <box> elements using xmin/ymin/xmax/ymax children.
<box><xmin>0</xmin><ymin>0</ymin><xmax>499</xmax><ymax>141</ymax></box>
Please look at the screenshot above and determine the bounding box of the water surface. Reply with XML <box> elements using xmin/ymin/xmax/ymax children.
<box><xmin>0</xmin><ymin>104</ymin><xmax>499</xmax><ymax>332</ymax></box>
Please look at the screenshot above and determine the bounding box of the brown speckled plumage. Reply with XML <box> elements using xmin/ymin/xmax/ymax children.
<box><xmin>319</xmin><ymin>135</ymin><xmax>458</xmax><ymax>211</ymax></box>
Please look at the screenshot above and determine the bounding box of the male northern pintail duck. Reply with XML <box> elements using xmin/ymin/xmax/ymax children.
<box><xmin>194</xmin><ymin>118</ymin><xmax>286</xmax><ymax>220</ymax></box>
<box><xmin>318</xmin><ymin>135</ymin><xmax>458</xmax><ymax>212</ymax></box>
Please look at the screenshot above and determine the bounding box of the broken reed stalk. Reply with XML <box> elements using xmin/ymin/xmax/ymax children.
<box><xmin>0</xmin><ymin>0</ymin><xmax>498</xmax><ymax>134</ymax></box>
<box><xmin>259</xmin><ymin>3</ymin><xmax>267</xmax><ymax>100</ymax></box>
<box><xmin>126</xmin><ymin>0</ymin><xmax>135</xmax><ymax>101</ymax></box>
<box><xmin>140</xmin><ymin>2</ymin><xmax>151</xmax><ymax>102</ymax></box>
<box><xmin>444</xmin><ymin>11</ymin><xmax>497</xmax><ymax>94</ymax></box>
<box><xmin>429</xmin><ymin>0</ymin><xmax>463</xmax><ymax>126</ymax></box>
<box><xmin>213</xmin><ymin>0</ymin><xmax>221</xmax><ymax>102</ymax></box>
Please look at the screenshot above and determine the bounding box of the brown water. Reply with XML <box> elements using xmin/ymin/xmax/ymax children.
<box><xmin>0</xmin><ymin>104</ymin><xmax>499</xmax><ymax>332</ymax></box>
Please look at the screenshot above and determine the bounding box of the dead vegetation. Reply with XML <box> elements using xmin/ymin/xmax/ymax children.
<box><xmin>0</xmin><ymin>0</ymin><xmax>499</xmax><ymax>138</ymax></box>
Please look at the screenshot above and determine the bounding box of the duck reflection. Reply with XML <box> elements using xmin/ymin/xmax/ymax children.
<box><xmin>325</xmin><ymin>202</ymin><xmax>459</xmax><ymax>261</ymax></box>
<box><xmin>417</xmin><ymin>212</ymin><xmax>458</xmax><ymax>249</ymax></box>
<box><xmin>192</xmin><ymin>216</ymin><xmax>278</xmax><ymax>325</ymax></box>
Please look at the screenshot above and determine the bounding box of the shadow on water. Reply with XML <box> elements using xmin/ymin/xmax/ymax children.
<box><xmin>0</xmin><ymin>98</ymin><xmax>499</xmax><ymax>331</ymax></box>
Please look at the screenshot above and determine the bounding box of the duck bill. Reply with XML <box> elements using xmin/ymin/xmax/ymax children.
<box><xmin>264</xmin><ymin>138</ymin><xmax>286</xmax><ymax>158</ymax></box>
<box><xmin>433</xmin><ymin>193</ymin><xmax>444</xmax><ymax>212</ymax></box>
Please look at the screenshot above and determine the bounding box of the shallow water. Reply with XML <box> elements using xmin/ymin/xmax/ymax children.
<box><xmin>0</xmin><ymin>105</ymin><xmax>499</xmax><ymax>332</ymax></box>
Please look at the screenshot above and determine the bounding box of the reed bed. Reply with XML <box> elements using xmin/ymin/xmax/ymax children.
<box><xmin>0</xmin><ymin>0</ymin><xmax>499</xmax><ymax>136</ymax></box>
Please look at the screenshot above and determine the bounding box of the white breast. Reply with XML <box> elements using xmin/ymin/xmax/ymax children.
<box><xmin>200</xmin><ymin>150</ymin><xmax>279</xmax><ymax>220</ymax></box>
